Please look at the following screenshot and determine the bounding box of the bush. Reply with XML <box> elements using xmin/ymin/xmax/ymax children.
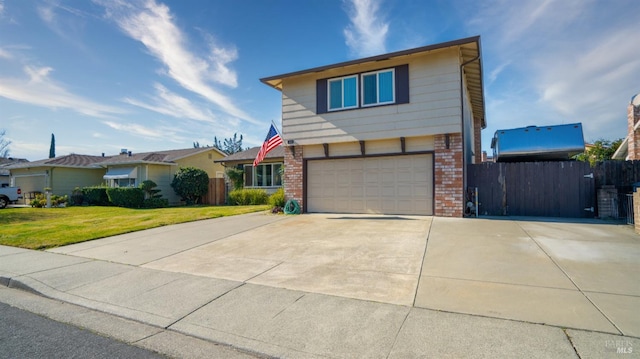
<box><xmin>143</xmin><ymin>197</ymin><xmax>169</xmax><ymax>208</ymax></box>
<box><xmin>228</xmin><ymin>188</ymin><xmax>269</xmax><ymax>205</ymax></box>
<box><xmin>268</xmin><ymin>188</ymin><xmax>285</xmax><ymax>208</ymax></box>
<box><xmin>82</xmin><ymin>187</ymin><xmax>110</xmax><ymax>206</ymax></box>
<box><xmin>106</xmin><ymin>187</ymin><xmax>144</xmax><ymax>208</ymax></box>
<box><xmin>225</xmin><ymin>167</ymin><xmax>244</xmax><ymax>190</ymax></box>
<box><xmin>71</xmin><ymin>187</ymin><xmax>84</xmax><ymax>205</ymax></box>
<box><xmin>30</xmin><ymin>193</ymin><xmax>68</xmax><ymax>208</ymax></box>
<box><xmin>140</xmin><ymin>180</ymin><xmax>162</xmax><ymax>199</ymax></box>
<box><xmin>171</xmin><ymin>167</ymin><xmax>209</xmax><ymax>205</ymax></box>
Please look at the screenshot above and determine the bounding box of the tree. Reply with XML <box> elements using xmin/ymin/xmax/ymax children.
<box><xmin>170</xmin><ymin>167</ymin><xmax>209</xmax><ymax>205</ymax></box>
<box><xmin>49</xmin><ymin>133</ymin><xmax>56</xmax><ymax>158</ymax></box>
<box><xmin>0</xmin><ymin>129</ymin><xmax>11</xmax><ymax>157</ymax></box>
<box><xmin>575</xmin><ymin>138</ymin><xmax>624</xmax><ymax>166</ymax></box>
<box><xmin>213</xmin><ymin>133</ymin><xmax>243</xmax><ymax>154</ymax></box>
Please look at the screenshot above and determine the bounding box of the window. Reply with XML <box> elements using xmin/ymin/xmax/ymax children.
<box><xmin>316</xmin><ymin>64</ymin><xmax>409</xmax><ymax>114</ymax></box>
<box><xmin>112</xmin><ymin>178</ymin><xmax>136</xmax><ymax>187</ymax></box>
<box><xmin>243</xmin><ymin>163</ymin><xmax>283</xmax><ymax>187</ymax></box>
<box><xmin>362</xmin><ymin>69</ymin><xmax>395</xmax><ymax>106</ymax></box>
<box><xmin>328</xmin><ymin>75</ymin><xmax>358</xmax><ymax>111</ymax></box>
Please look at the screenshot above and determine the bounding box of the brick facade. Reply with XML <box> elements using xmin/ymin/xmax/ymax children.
<box><xmin>434</xmin><ymin>133</ymin><xmax>464</xmax><ymax>217</ymax></box>
<box><xmin>284</xmin><ymin>145</ymin><xmax>304</xmax><ymax>211</ymax></box>
<box><xmin>628</xmin><ymin>100</ymin><xmax>640</xmax><ymax>160</ymax></box>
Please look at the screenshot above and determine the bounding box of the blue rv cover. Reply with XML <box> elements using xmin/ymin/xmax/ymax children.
<box><xmin>491</xmin><ymin>123</ymin><xmax>585</xmax><ymax>162</ymax></box>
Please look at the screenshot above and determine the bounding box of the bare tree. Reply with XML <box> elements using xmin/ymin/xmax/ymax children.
<box><xmin>0</xmin><ymin>129</ymin><xmax>10</xmax><ymax>158</ymax></box>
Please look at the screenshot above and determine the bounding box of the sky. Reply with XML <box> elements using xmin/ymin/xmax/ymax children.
<box><xmin>0</xmin><ymin>0</ymin><xmax>638</xmax><ymax>161</ymax></box>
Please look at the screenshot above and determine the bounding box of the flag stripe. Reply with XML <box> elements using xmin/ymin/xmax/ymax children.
<box><xmin>253</xmin><ymin>124</ymin><xmax>283</xmax><ymax>167</ymax></box>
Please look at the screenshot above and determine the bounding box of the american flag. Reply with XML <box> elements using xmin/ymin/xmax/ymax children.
<box><xmin>253</xmin><ymin>124</ymin><xmax>283</xmax><ymax>167</ymax></box>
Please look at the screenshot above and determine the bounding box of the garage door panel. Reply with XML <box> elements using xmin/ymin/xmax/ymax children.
<box><xmin>307</xmin><ymin>154</ymin><xmax>433</xmax><ymax>215</ymax></box>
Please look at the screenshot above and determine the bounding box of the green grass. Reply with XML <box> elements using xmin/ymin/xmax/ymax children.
<box><xmin>0</xmin><ymin>205</ymin><xmax>270</xmax><ymax>250</ymax></box>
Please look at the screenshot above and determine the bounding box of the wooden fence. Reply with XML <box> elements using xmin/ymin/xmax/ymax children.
<box><xmin>202</xmin><ymin>178</ymin><xmax>226</xmax><ymax>205</ymax></box>
<box><xmin>468</xmin><ymin>160</ymin><xmax>640</xmax><ymax>218</ymax></box>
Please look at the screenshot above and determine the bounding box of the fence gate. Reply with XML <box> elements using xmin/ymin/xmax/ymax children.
<box><xmin>467</xmin><ymin>161</ymin><xmax>595</xmax><ymax>218</ymax></box>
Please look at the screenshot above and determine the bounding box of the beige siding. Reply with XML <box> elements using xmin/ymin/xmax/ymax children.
<box><xmin>174</xmin><ymin>149</ymin><xmax>226</xmax><ymax>178</ymax></box>
<box><xmin>303</xmin><ymin>136</ymin><xmax>434</xmax><ymax>159</ymax></box>
<box><xmin>281</xmin><ymin>48</ymin><xmax>462</xmax><ymax>145</ymax></box>
<box><xmin>51</xmin><ymin>168</ymin><xmax>105</xmax><ymax>197</ymax></box>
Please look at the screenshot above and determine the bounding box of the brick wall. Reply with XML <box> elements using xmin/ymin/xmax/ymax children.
<box><xmin>284</xmin><ymin>145</ymin><xmax>304</xmax><ymax>210</ymax></box>
<box><xmin>435</xmin><ymin>133</ymin><xmax>464</xmax><ymax>217</ymax></box>
<box><xmin>634</xmin><ymin>191</ymin><xmax>640</xmax><ymax>234</ymax></box>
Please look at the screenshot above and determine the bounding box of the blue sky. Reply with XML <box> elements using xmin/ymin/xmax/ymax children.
<box><xmin>0</xmin><ymin>0</ymin><xmax>638</xmax><ymax>161</ymax></box>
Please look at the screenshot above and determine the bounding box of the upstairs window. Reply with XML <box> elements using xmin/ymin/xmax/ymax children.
<box><xmin>328</xmin><ymin>75</ymin><xmax>358</xmax><ymax>111</ymax></box>
<box><xmin>317</xmin><ymin>64</ymin><xmax>408</xmax><ymax>114</ymax></box>
<box><xmin>362</xmin><ymin>69</ymin><xmax>395</xmax><ymax>106</ymax></box>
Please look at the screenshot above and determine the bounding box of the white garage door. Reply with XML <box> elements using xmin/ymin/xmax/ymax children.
<box><xmin>307</xmin><ymin>154</ymin><xmax>433</xmax><ymax>215</ymax></box>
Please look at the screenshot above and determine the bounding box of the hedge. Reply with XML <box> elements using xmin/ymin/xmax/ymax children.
<box><xmin>106</xmin><ymin>187</ymin><xmax>145</xmax><ymax>208</ymax></box>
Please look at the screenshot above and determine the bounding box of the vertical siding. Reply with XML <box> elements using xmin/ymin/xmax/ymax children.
<box><xmin>52</xmin><ymin>168</ymin><xmax>105</xmax><ymax>196</ymax></box>
<box><xmin>147</xmin><ymin>164</ymin><xmax>180</xmax><ymax>204</ymax></box>
<box><xmin>281</xmin><ymin>48</ymin><xmax>462</xmax><ymax>145</ymax></box>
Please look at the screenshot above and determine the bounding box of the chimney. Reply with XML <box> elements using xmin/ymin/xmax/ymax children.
<box><xmin>128</xmin><ymin>151</ymin><xmax>132</xmax><ymax>157</ymax></box>
<box><xmin>102</xmin><ymin>153</ymin><xmax>105</xmax><ymax>157</ymax></box>
<box><xmin>120</xmin><ymin>148</ymin><xmax>128</xmax><ymax>155</ymax></box>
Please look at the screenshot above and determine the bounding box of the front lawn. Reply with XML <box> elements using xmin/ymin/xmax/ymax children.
<box><xmin>0</xmin><ymin>205</ymin><xmax>270</xmax><ymax>250</ymax></box>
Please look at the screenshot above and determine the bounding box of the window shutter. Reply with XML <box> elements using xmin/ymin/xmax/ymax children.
<box><xmin>316</xmin><ymin>79</ymin><xmax>328</xmax><ymax>114</ymax></box>
<box><xmin>395</xmin><ymin>64</ymin><xmax>409</xmax><ymax>104</ymax></box>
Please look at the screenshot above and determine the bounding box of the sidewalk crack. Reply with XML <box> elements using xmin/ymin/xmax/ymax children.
<box><xmin>412</xmin><ymin>216</ymin><xmax>433</xmax><ymax>307</ymax></box>
<box><xmin>563</xmin><ymin>329</ymin><xmax>583</xmax><ymax>359</ymax></box>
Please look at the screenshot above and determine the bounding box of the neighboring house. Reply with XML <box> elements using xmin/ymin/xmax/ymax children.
<box><xmin>260</xmin><ymin>36</ymin><xmax>486</xmax><ymax>216</ymax></box>
<box><xmin>215</xmin><ymin>145</ymin><xmax>284</xmax><ymax>194</ymax></box>
<box><xmin>7</xmin><ymin>154</ymin><xmax>110</xmax><ymax>204</ymax></box>
<box><xmin>7</xmin><ymin>147</ymin><xmax>227</xmax><ymax>205</ymax></box>
<box><xmin>612</xmin><ymin>93</ymin><xmax>640</xmax><ymax>160</ymax></box>
<box><xmin>0</xmin><ymin>157</ymin><xmax>29</xmax><ymax>187</ymax></box>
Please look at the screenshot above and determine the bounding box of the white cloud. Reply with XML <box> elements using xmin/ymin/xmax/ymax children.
<box><xmin>103</xmin><ymin>120</ymin><xmax>170</xmax><ymax>141</ymax></box>
<box><xmin>97</xmin><ymin>0</ymin><xmax>256</xmax><ymax>124</ymax></box>
<box><xmin>343</xmin><ymin>0</ymin><xmax>389</xmax><ymax>57</ymax></box>
<box><xmin>466</xmin><ymin>0</ymin><xmax>639</xmax><ymax>146</ymax></box>
<box><xmin>0</xmin><ymin>65</ymin><xmax>124</xmax><ymax>118</ymax></box>
<box><xmin>0</xmin><ymin>47</ymin><xmax>11</xmax><ymax>59</ymax></box>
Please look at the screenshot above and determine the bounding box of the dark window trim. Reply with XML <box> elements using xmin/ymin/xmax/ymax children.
<box><xmin>317</xmin><ymin>64</ymin><xmax>409</xmax><ymax>114</ymax></box>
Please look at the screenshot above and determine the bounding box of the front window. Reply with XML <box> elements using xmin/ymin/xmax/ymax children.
<box><xmin>362</xmin><ymin>69</ymin><xmax>395</xmax><ymax>107</ymax></box>
<box><xmin>328</xmin><ymin>75</ymin><xmax>358</xmax><ymax>111</ymax></box>
<box><xmin>111</xmin><ymin>178</ymin><xmax>136</xmax><ymax>187</ymax></box>
<box><xmin>244</xmin><ymin>163</ymin><xmax>283</xmax><ymax>187</ymax></box>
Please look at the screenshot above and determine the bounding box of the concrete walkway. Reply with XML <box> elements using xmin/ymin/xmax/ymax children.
<box><xmin>1</xmin><ymin>212</ymin><xmax>639</xmax><ymax>358</ymax></box>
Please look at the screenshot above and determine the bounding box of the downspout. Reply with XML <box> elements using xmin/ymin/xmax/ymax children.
<box><xmin>460</xmin><ymin>52</ymin><xmax>480</xmax><ymax>215</ymax></box>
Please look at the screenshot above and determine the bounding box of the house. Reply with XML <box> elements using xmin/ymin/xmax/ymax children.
<box><xmin>7</xmin><ymin>147</ymin><xmax>226</xmax><ymax>205</ymax></box>
<box><xmin>260</xmin><ymin>36</ymin><xmax>486</xmax><ymax>216</ymax></box>
<box><xmin>214</xmin><ymin>146</ymin><xmax>284</xmax><ymax>194</ymax></box>
<box><xmin>612</xmin><ymin>93</ymin><xmax>640</xmax><ymax>160</ymax></box>
<box><xmin>0</xmin><ymin>157</ymin><xmax>28</xmax><ymax>187</ymax></box>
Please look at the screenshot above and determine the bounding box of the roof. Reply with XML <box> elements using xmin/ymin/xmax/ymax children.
<box><xmin>214</xmin><ymin>145</ymin><xmax>284</xmax><ymax>163</ymax></box>
<box><xmin>5</xmin><ymin>147</ymin><xmax>227</xmax><ymax>169</ymax></box>
<box><xmin>6</xmin><ymin>154</ymin><xmax>110</xmax><ymax>169</ymax></box>
<box><xmin>260</xmin><ymin>36</ymin><xmax>486</xmax><ymax>128</ymax></box>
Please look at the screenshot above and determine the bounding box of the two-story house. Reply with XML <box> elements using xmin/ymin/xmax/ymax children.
<box><xmin>260</xmin><ymin>36</ymin><xmax>486</xmax><ymax>217</ymax></box>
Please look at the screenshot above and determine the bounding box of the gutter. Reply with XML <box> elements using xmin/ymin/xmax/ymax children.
<box><xmin>459</xmin><ymin>51</ymin><xmax>481</xmax><ymax>213</ymax></box>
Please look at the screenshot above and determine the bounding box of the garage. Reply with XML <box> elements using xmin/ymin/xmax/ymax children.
<box><xmin>307</xmin><ymin>154</ymin><xmax>433</xmax><ymax>215</ymax></box>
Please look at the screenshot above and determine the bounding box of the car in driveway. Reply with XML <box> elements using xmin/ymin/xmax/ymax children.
<box><xmin>0</xmin><ymin>186</ymin><xmax>22</xmax><ymax>208</ymax></box>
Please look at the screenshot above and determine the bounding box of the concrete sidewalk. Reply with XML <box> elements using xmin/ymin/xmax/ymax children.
<box><xmin>1</xmin><ymin>213</ymin><xmax>639</xmax><ymax>358</ymax></box>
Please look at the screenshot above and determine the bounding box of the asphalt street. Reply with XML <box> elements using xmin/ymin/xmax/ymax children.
<box><xmin>0</xmin><ymin>302</ymin><xmax>165</xmax><ymax>359</ymax></box>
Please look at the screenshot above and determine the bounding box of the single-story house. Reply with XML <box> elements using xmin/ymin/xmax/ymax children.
<box><xmin>0</xmin><ymin>157</ymin><xmax>28</xmax><ymax>187</ymax></box>
<box><xmin>612</xmin><ymin>93</ymin><xmax>640</xmax><ymax>160</ymax></box>
<box><xmin>7</xmin><ymin>147</ymin><xmax>226</xmax><ymax>205</ymax></box>
<box><xmin>215</xmin><ymin>145</ymin><xmax>284</xmax><ymax>194</ymax></box>
<box><xmin>260</xmin><ymin>36</ymin><xmax>486</xmax><ymax>216</ymax></box>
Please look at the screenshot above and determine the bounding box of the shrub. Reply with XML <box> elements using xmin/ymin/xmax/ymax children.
<box><xmin>225</xmin><ymin>167</ymin><xmax>244</xmax><ymax>190</ymax></box>
<box><xmin>143</xmin><ymin>197</ymin><xmax>169</xmax><ymax>208</ymax></box>
<box><xmin>82</xmin><ymin>187</ymin><xmax>110</xmax><ymax>206</ymax></box>
<box><xmin>140</xmin><ymin>180</ymin><xmax>162</xmax><ymax>199</ymax></box>
<box><xmin>71</xmin><ymin>187</ymin><xmax>84</xmax><ymax>205</ymax></box>
<box><xmin>228</xmin><ymin>188</ymin><xmax>269</xmax><ymax>205</ymax></box>
<box><xmin>268</xmin><ymin>188</ymin><xmax>285</xmax><ymax>208</ymax></box>
<box><xmin>106</xmin><ymin>187</ymin><xmax>144</xmax><ymax>208</ymax></box>
<box><xmin>30</xmin><ymin>193</ymin><xmax>68</xmax><ymax>208</ymax></box>
<box><xmin>171</xmin><ymin>167</ymin><xmax>209</xmax><ymax>205</ymax></box>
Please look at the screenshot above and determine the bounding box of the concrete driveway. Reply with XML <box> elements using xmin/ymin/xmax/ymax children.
<box><xmin>50</xmin><ymin>212</ymin><xmax>640</xmax><ymax>336</ymax></box>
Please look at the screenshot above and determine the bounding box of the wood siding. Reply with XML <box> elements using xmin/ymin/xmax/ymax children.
<box><xmin>281</xmin><ymin>48</ymin><xmax>462</xmax><ymax>145</ymax></box>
